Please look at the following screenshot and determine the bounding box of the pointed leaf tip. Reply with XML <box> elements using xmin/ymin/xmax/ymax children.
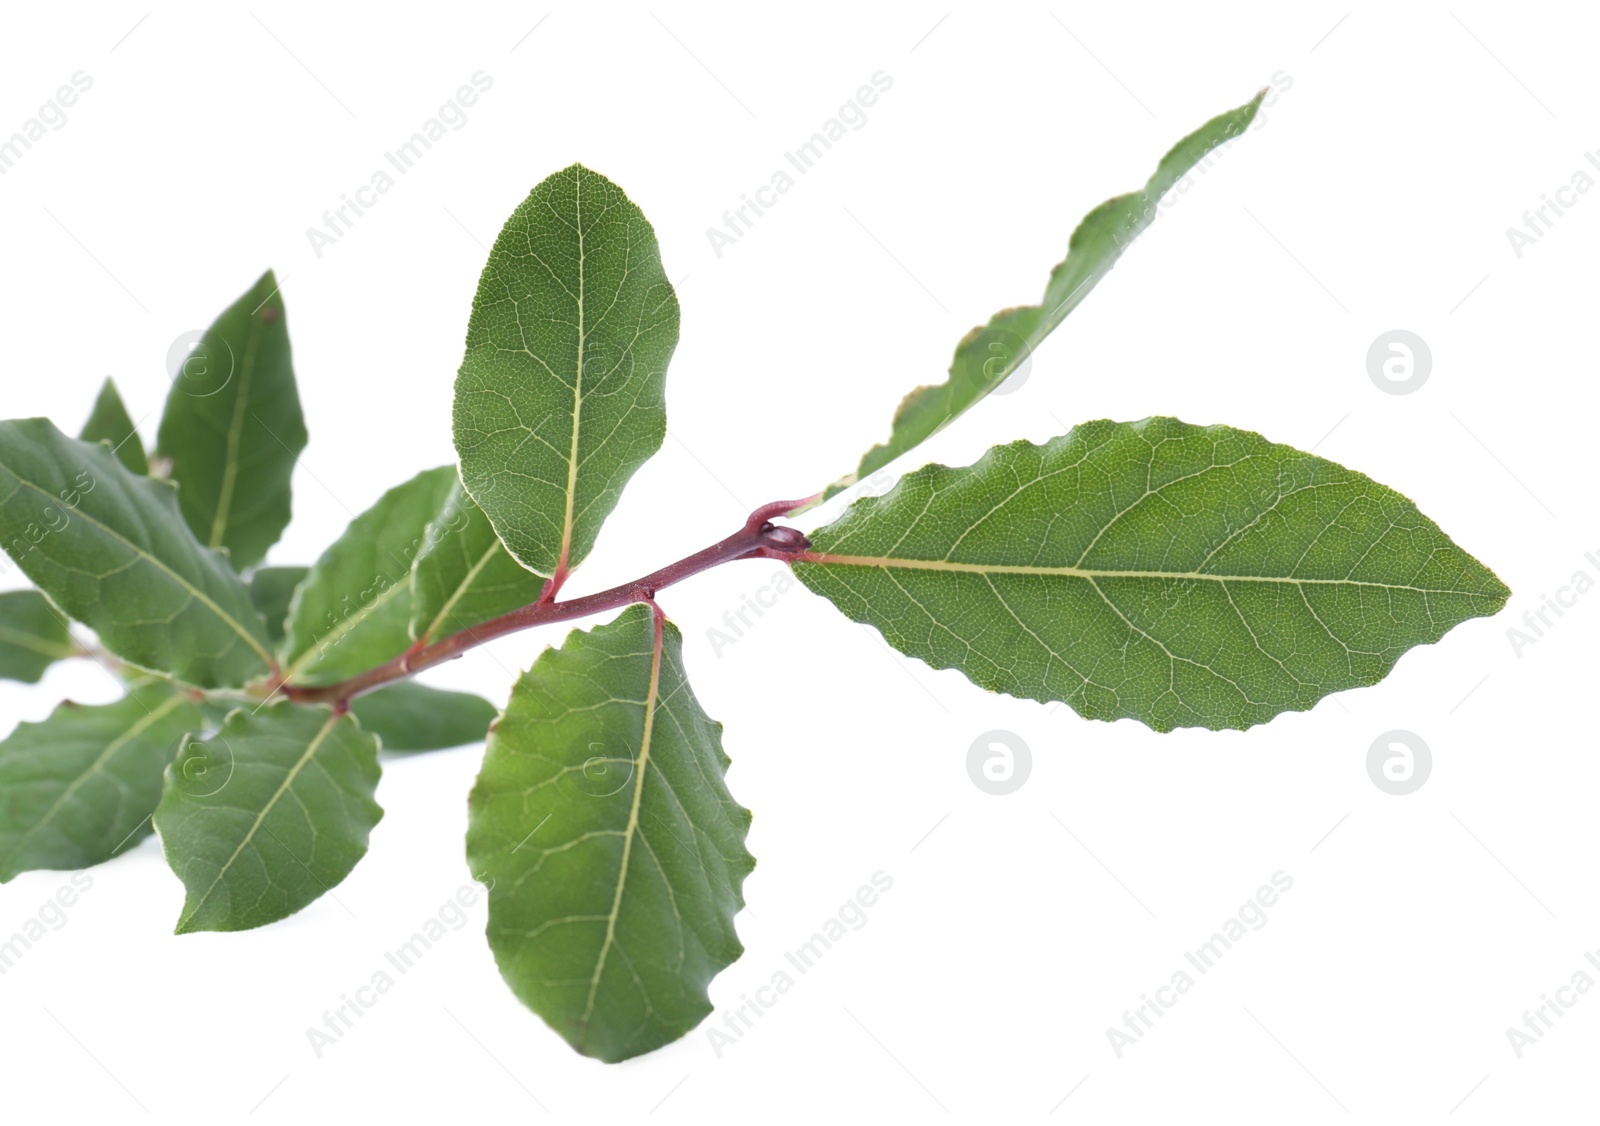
<box><xmin>815</xmin><ymin>92</ymin><xmax>1266</xmax><ymax>506</ymax></box>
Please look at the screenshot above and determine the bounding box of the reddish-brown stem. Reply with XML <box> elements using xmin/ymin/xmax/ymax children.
<box><xmin>279</xmin><ymin>496</ymin><xmax>819</xmax><ymax>707</ymax></box>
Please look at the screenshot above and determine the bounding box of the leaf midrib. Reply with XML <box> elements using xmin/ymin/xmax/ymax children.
<box><xmin>557</xmin><ymin>168</ymin><xmax>587</xmax><ymax>578</ymax></box>
<box><xmin>1</xmin><ymin>692</ymin><xmax>190</xmax><ymax>873</ymax></box>
<box><xmin>209</xmin><ymin>307</ymin><xmax>264</xmax><ymax>549</ymax></box>
<box><xmin>420</xmin><ymin>539</ymin><xmax>502</xmax><ymax>644</ymax></box>
<box><xmin>1</xmin><ymin>473</ymin><xmax>273</xmax><ymax>668</ymax></box>
<box><xmin>578</xmin><ymin>611</ymin><xmax>664</xmax><ymax>1047</ymax></box>
<box><xmin>801</xmin><ymin>552</ymin><xmax>1486</xmax><ymax>597</ymax></box>
<box><xmin>176</xmin><ymin>709</ymin><xmax>340</xmax><ymax>931</ymax></box>
<box><xmin>285</xmin><ymin>573</ymin><xmax>412</xmax><ymax>681</ymax></box>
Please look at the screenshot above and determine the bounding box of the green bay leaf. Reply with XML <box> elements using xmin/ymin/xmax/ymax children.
<box><xmin>0</xmin><ymin>589</ymin><xmax>75</xmax><ymax>683</ymax></box>
<box><xmin>154</xmin><ymin>702</ymin><xmax>382</xmax><ymax>933</ymax></box>
<box><xmin>0</xmin><ymin>681</ymin><xmax>201</xmax><ymax>881</ymax></box>
<box><xmin>795</xmin><ymin>417</ymin><xmax>1510</xmax><ymax>732</ymax></box>
<box><xmin>815</xmin><ymin>92</ymin><xmax>1265</xmax><ymax>506</ymax></box>
<box><xmin>350</xmin><ymin>681</ymin><xmax>496</xmax><ymax>752</ymax></box>
<box><xmin>0</xmin><ymin>418</ymin><xmax>273</xmax><ymax>688</ymax></box>
<box><xmin>280</xmin><ymin>467</ymin><xmax>457</xmax><ymax>686</ymax></box>
<box><xmin>453</xmin><ymin>164</ymin><xmax>679</xmax><ymax>580</ymax></box>
<box><xmin>409</xmin><ymin>482</ymin><xmax>546</xmax><ymax>644</ymax></box>
<box><xmin>155</xmin><ymin>271</ymin><xmax>306</xmax><ymax>570</ymax></box>
<box><xmin>466</xmin><ymin>604</ymin><xmax>754</xmax><ymax>1062</ymax></box>
<box><xmin>79</xmin><ymin>377</ymin><xmax>148</xmax><ymax>475</ymax></box>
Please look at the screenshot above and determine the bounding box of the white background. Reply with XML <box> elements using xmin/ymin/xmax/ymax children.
<box><xmin>0</xmin><ymin>2</ymin><xmax>1594</xmax><ymax>1122</ymax></box>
